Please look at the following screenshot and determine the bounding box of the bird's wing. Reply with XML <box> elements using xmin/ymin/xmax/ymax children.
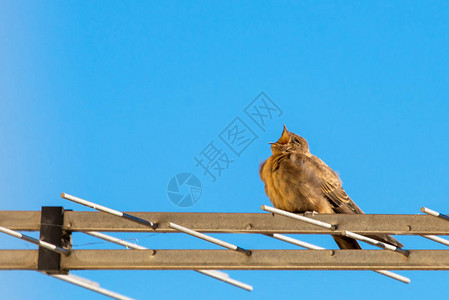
<box><xmin>320</xmin><ymin>180</ymin><xmax>363</xmax><ymax>214</ymax></box>
<box><xmin>308</xmin><ymin>156</ymin><xmax>364</xmax><ymax>214</ymax></box>
<box><xmin>300</xmin><ymin>155</ymin><xmax>404</xmax><ymax>247</ymax></box>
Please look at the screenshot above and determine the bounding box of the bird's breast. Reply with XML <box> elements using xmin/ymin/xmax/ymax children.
<box><xmin>260</xmin><ymin>154</ymin><xmax>333</xmax><ymax>213</ymax></box>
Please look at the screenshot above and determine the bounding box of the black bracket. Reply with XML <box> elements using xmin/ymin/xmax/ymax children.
<box><xmin>37</xmin><ymin>206</ymin><xmax>71</xmax><ymax>274</ymax></box>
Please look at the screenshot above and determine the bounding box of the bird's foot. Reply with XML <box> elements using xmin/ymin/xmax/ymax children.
<box><xmin>303</xmin><ymin>210</ymin><xmax>319</xmax><ymax>216</ymax></box>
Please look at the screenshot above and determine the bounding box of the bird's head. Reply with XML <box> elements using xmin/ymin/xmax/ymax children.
<box><xmin>269</xmin><ymin>125</ymin><xmax>310</xmax><ymax>154</ymax></box>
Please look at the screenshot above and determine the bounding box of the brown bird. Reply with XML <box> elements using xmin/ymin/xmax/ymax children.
<box><xmin>259</xmin><ymin>125</ymin><xmax>403</xmax><ymax>249</ymax></box>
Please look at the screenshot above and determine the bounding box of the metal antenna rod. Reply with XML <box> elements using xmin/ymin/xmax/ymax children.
<box><xmin>195</xmin><ymin>270</ymin><xmax>253</xmax><ymax>291</ymax></box>
<box><xmin>85</xmin><ymin>231</ymin><xmax>149</xmax><ymax>250</ymax></box>
<box><xmin>0</xmin><ymin>225</ymin><xmax>70</xmax><ymax>256</ymax></box>
<box><xmin>61</xmin><ymin>193</ymin><xmax>157</xmax><ymax>229</ymax></box>
<box><xmin>261</xmin><ymin>205</ymin><xmax>336</xmax><ymax>230</ymax></box>
<box><xmin>342</xmin><ymin>231</ymin><xmax>410</xmax><ymax>257</ymax></box>
<box><xmin>261</xmin><ymin>205</ymin><xmax>410</xmax><ymax>257</ymax></box>
<box><xmin>49</xmin><ymin>273</ymin><xmax>134</xmax><ymax>300</ymax></box>
<box><xmin>85</xmin><ymin>231</ymin><xmax>252</xmax><ymax>291</ymax></box>
<box><xmin>267</xmin><ymin>233</ymin><xmax>410</xmax><ymax>284</ymax></box>
<box><xmin>422</xmin><ymin>235</ymin><xmax>449</xmax><ymax>247</ymax></box>
<box><xmin>63</xmin><ymin>193</ymin><xmax>253</xmax><ymax>289</ymax></box>
<box><xmin>169</xmin><ymin>222</ymin><xmax>252</xmax><ymax>256</ymax></box>
<box><xmin>419</xmin><ymin>208</ymin><xmax>449</xmax><ymax>247</ymax></box>
<box><xmin>421</xmin><ymin>207</ymin><xmax>449</xmax><ymax>222</ymax></box>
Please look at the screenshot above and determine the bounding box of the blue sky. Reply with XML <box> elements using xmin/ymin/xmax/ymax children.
<box><xmin>1</xmin><ymin>1</ymin><xmax>449</xmax><ymax>299</ymax></box>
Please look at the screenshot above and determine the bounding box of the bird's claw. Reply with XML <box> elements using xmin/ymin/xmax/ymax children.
<box><xmin>303</xmin><ymin>210</ymin><xmax>318</xmax><ymax>216</ymax></box>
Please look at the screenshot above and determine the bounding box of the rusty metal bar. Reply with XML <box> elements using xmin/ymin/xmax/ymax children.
<box><xmin>0</xmin><ymin>250</ymin><xmax>37</xmax><ymax>270</ymax></box>
<box><xmin>3</xmin><ymin>211</ymin><xmax>449</xmax><ymax>235</ymax></box>
<box><xmin>266</xmin><ymin>234</ymin><xmax>410</xmax><ymax>283</ymax></box>
<box><xmin>60</xmin><ymin>249</ymin><xmax>449</xmax><ymax>270</ymax></box>
<box><xmin>62</xmin><ymin>212</ymin><xmax>449</xmax><ymax>235</ymax></box>
<box><xmin>3</xmin><ymin>249</ymin><xmax>449</xmax><ymax>270</ymax></box>
<box><xmin>85</xmin><ymin>231</ymin><xmax>252</xmax><ymax>291</ymax></box>
<box><xmin>0</xmin><ymin>211</ymin><xmax>41</xmax><ymax>231</ymax></box>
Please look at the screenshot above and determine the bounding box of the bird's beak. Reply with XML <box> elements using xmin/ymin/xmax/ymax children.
<box><xmin>276</xmin><ymin>125</ymin><xmax>290</xmax><ymax>144</ymax></box>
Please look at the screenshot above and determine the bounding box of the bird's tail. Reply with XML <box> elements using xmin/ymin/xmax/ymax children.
<box><xmin>332</xmin><ymin>234</ymin><xmax>404</xmax><ymax>249</ymax></box>
<box><xmin>332</xmin><ymin>235</ymin><xmax>362</xmax><ymax>249</ymax></box>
